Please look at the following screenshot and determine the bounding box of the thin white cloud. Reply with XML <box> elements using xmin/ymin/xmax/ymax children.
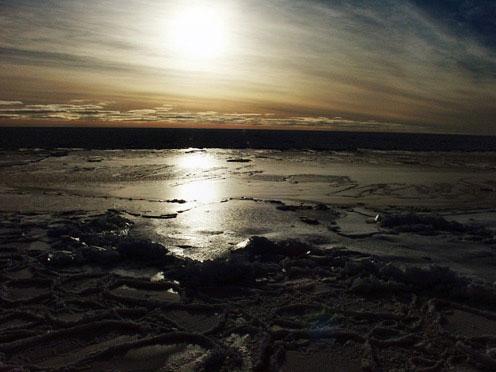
<box><xmin>0</xmin><ymin>100</ymin><xmax>23</xmax><ymax>105</ymax></box>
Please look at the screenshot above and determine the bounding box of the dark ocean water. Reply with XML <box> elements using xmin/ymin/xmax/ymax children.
<box><xmin>0</xmin><ymin>127</ymin><xmax>495</xmax><ymax>151</ymax></box>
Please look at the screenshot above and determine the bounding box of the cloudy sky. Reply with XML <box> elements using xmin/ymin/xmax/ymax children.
<box><xmin>0</xmin><ymin>0</ymin><xmax>495</xmax><ymax>134</ymax></box>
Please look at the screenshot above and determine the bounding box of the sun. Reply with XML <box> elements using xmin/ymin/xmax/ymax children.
<box><xmin>171</xmin><ymin>3</ymin><xmax>229</xmax><ymax>59</ymax></box>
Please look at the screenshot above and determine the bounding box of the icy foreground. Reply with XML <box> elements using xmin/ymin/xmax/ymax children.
<box><xmin>1</xmin><ymin>148</ymin><xmax>496</xmax><ymax>371</ymax></box>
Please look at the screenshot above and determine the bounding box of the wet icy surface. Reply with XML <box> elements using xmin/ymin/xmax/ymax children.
<box><xmin>1</xmin><ymin>148</ymin><xmax>496</xmax><ymax>371</ymax></box>
<box><xmin>1</xmin><ymin>149</ymin><xmax>496</xmax><ymax>211</ymax></box>
<box><xmin>1</xmin><ymin>149</ymin><xmax>496</xmax><ymax>276</ymax></box>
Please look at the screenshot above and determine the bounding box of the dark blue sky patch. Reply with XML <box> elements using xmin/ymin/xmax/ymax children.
<box><xmin>412</xmin><ymin>0</ymin><xmax>496</xmax><ymax>48</ymax></box>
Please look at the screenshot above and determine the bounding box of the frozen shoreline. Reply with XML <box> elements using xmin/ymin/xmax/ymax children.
<box><xmin>1</xmin><ymin>148</ymin><xmax>496</xmax><ymax>371</ymax></box>
<box><xmin>2</xmin><ymin>209</ymin><xmax>496</xmax><ymax>371</ymax></box>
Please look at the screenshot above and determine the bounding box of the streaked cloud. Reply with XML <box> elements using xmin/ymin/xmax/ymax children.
<box><xmin>0</xmin><ymin>101</ymin><xmax>424</xmax><ymax>132</ymax></box>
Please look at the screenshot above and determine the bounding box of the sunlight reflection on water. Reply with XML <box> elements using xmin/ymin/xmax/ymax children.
<box><xmin>174</xmin><ymin>180</ymin><xmax>222</xmax><ymax>203</ymax></box>
<box><xmin>155</xmin><ymin>151</ymin><xmax>230</xmax><ymax>260</ymax></box>
<box><xmin>175</xmin><ymin>151</ymin><xmax>221</xmax><ymax>169</ymax></box>
<box><xmin>171</xmin><ymin>151</ymin><xmax>224</xmax><ymax>203</ymax></box>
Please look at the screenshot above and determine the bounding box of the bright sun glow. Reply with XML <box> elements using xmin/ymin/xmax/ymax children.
<box><xmin>171</xmin><ymin>3</ymin><xmax>229</xmax><ymax>59</ymax></box>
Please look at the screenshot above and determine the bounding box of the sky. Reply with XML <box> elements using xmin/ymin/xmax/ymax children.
<box><xmin>0</xmin><ymin>0</ymin><xmax>495</xmax><ymax>134</ymax></box>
